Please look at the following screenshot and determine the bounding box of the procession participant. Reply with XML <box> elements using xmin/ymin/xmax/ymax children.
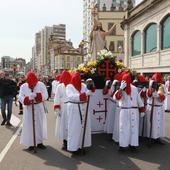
<box><xmin>134</xmin><ymin>74</ymin><xmax>148</xmax><ymax>138</ymax></box>
<box><xmin>18</xmin><ymin>71</ymin><xmax>48</xmax><ymax>151</ymax></box>
<box><xmin>66</xmin><ymin>72</ymin><xmax>94</xmax><ymax>154</ymax></box>
<box><xmin>17</xmin><ymin>75</ymin><xmax>26</xmax><ymax>115</ymax></box>
<box><xmin>112</xmin><ymin>72</ymin><xmax>122</xmax><ymax>143</ymax></box>
<box><xmin>146</xmin><ymin>72</ymin><xmax>166</xmax><ymax>145</ymax></box>
<box><xmin>54</xmin><ymin>70</ymin><xmax>71</xmax><ymax>150</ymax></box>
<box><xmin>114</xmin><ymin>73</ymin><xmax>145</xmax><ymax>151</ymax></box>
<box><xmin>52</xmin><ymin>74</ymin><xmax>61</xmax><ymax>96</ymax></box>
<box><xmin>103</xmin><ymin>79</ymin><xmax>116</xmax><ymax>135</ymax></box>
<box><xmin>164</xmin><ymin>75</ymin><xmax>170</xmax><ymax>112</ymax></box>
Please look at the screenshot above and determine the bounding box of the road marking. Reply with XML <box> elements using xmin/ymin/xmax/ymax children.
<box><xmin>0</xmin><ymin>123</ymin><xmax>23</xmax><ymax>163</ymax></box>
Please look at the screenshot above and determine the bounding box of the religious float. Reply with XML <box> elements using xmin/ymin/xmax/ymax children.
<box><xmin>70</xmin><ymin>49</ymin><xmax>130</xmax><ymax>133</ymax></box>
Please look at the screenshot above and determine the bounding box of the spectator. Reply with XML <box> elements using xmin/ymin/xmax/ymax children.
<box><xmin>0</xmin><ymin>71</ymin><xmax>17</xmax><ymax>126</ymax></box>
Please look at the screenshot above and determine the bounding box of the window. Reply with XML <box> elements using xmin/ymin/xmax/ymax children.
<box><xmin>132</xmin><ymin>31</ymin><xmax>141</xmax><ymax>56</ymax></box>
<box><xmin>109</xmin><ymin>41</ymin><xmax>115</xmax><ymax>52</ymax></box>
<box><xmin>162</xmin><ymin>15</ymin><xmax>170</xmax><ymax>49</ymax></box>
<box><xmin>117</xmin><ymin>41</ymin><xmax>124</xmax><ymax>53</ymax></box>
<box><xmin>108</xmin><ymin>23</ymin><xmax>116</xmax><ymax>35</ymax></box>
<box><xmin>145</xmin><ymin>24</ymin><xmax>157</xmax><ymax>53</ymax></box>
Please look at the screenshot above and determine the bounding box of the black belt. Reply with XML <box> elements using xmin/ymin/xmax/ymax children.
<box><xmin>65</xmin><ymin>101</ymin><xmax>87</xmax><ymax>104</ymax></box>
<box><xmin>148</xmin><ymin>104</ymin><xmax>162</xmax><ymax>107</ymax></box>
<box><xmin>66</xmin><ymin>101</ymin><xmax>87</xmax><ymax>124</ymax></box>
<box><xmin>109</xmin><ymin>98</ymin><xmax>116</xmax><ymax>104</ymax></box>
<box><xmin>121</xmin><ymin>107</ymin><xmax>138</xmax><ymax>109</ymax></box>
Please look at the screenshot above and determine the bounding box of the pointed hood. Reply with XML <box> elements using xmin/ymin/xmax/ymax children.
<box><xmin>114</xmin><ymin>72</ymin><xmax>123</xmax><ymax>82</ymax></box>
<box><xmin>55</xmin><ymin>74</ymin><xmax>61</xmax><ymax>82</ymax></box>
<box><xmin>137</xmin><ymin>74</ymin><xmax>146</xmax><ymax>83</ymax></box>
<box><xmin>60</xmin><ymin>70</ymin><xmax>71</xmax><ymax>86</ymax></box>
<box><xmin>122</xmin><ymin>73</ymin><xmax>132</xmax><ymax>95</ymax></box>
<box><xmin>151</xmin><ymin>72</ymin><xmax>162</xmax><ymax>84</ymax></box>
<box><xmin>26</xmin><ymin>71</ymin><xmax>38</xmax><ymax>90</ymax></box>
<box><xmin>70</xmin><ymin>72</ymin><xmax>81</xmax><ymax>92</ymax></box>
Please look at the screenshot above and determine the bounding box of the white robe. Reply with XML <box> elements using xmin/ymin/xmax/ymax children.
<box><xmin>52</xmin><ymin>80</ymin><xmax>60</xmax><ymax>96</ymax></box>
<box><xmin>112</xmin><ymin>103</ymin><xmax>120</xmax><ymax>142</ymax></box>
<box><xmin>54</xmin><ymin>83</ymin><xmax>68</xmax><ymax>141</ymax></box>
<box><xmin>66</xmin><ymin>83</ymin><xmax>91</xmax><ymax>151</ymax></box>
<box><xmin>146</xmin><ymin>92</ymin><xmax>165</xmax><ymax>139</ymax></box>
<box><xmin>104</xmin><ymin>90</ymin><xmax>116</xmax><ymax>134</ymax></box>
<box><xmin>164</xmin><ymin>80</ymin><xmax>170</xmax><ymax>111</ymax></box>
<box><xmin>114</xmin><ymin>85</ymin><xmax>144</xmax><ymax>147</ymax></box>
<box><xmin>18</xmin><ymin>82</ymin><xmax>48</xmax><ymax>147</ymax></box>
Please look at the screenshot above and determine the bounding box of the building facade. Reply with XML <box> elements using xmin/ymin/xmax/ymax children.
<box><xmin>123</xmin><ymin>0</ymin><xmax>170</xmax><ymax>73</ymax></box>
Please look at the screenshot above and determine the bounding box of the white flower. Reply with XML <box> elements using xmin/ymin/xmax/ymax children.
<box><xmin>78</xmin><ymin>63</ymin><xmax>85</xmax><ymax>69</ymax></box>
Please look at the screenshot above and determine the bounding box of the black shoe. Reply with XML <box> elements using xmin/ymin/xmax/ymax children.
<box><xmin>1</xmin><ymin>120</ymin><xmax>6</xmax><ymax>126</ymax></box>
<box><xmin>129</xmin><ymin>145</ymin><xmax>138</xmax><ymax>151</ymax></box>
<box><xmin>6</xmin><ymin>122</ymin><xmax>13</xmax><ymax>127</ymax></box>
<box><xmin>155</xmin><ymin>138</ymin><xmax>165</xmax><ymax>145</ymax></box>
<box><xmin>62</xmin><ymin>140</ymin><xmax>67</xmax><ymax>151</ymax></box>
<box><xmin>37</xmin><ymin>143</ymin><xmax>47</xmax><ymax>149</ymax></box>
<box><xmin>118</xmin><ymin>147</ymin><xmax>126</xmax><ymax>152</ymax></box>
<box><xmin>28</xmin><ymin>146</ymin><xmax>35</xmax><ymax>151</ymax></box>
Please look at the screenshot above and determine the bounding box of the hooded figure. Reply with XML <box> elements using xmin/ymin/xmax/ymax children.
<box><xmin>18</xmin><ymin>71</ymin><xmax>48</xmax><ymax>150</ymax></box>
<box><xmin>136</xmin><ymin>74</ymin><xmax>148</xmax><ymax>137</ymax></box>
<box><xmin>112</xmin><ymin>72</ymin><xmax>123</xmax><ymax>142</ymax></box>
<box><xmin>54</xmin><ymin>70</ymin><xmax>71</xmax><ymax>150</ymax></box>
<box><xmin>146</xmin><ymin>72</ymin><xmax>165</xmax><ymax>144</ymax></box>
<box><xmin>164</xmin><ymin>76</ymin><xmax>170</xmax><ymax>111</ymax></box>
<box><xmin>114</xmin><ymin>73</ymin><xmax>145</xmax><ymax>150</ymax></box>
<box><xmin>66</xmin><ymin>72</ymin><xmax>92</xmax><ymax>154</ymax></box>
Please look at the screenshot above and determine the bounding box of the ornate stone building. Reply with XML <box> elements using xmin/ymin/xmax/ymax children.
<box><xmin>122</xmin><ymin>0</ymin><xmax>170</xmax><ymax>73</ymax></box>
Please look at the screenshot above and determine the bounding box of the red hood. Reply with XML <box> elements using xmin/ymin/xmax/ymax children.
<box><xmin>60</xmin><ymin>70</ymin><xmax>71</xmax><ymax>86</ymax></box>
<box><xmin>70</xmin><ymin>72</ymin><xmax>81</xmax><ymax>92</ymax></box>
<box><xmin>122</xmin><ymin>73</ymin><xmax>132</xmax><ymax>95</ymax></box>
<box><xmin>55</xmin><ymin>74</ymin><xmax>61</xmax><ymax>82</ymax></box>
<box><xmin>137</xmin><ymin>74</ymin><xmax>146</xmax><ymax>83</ymax></box>
<box><xmin>26</xmin><ymin>71</ymin><xmax>38</xmax><ymax>90</ymax></box>
<box><xmin>114</xmin><ymin>72</ymin><xmax>123</xmax><ymax>81</ymax></box>
<box><xmin>151</xmin><ymin>72</ymin><xmax>162</xmax><ymax>83</ymax></box>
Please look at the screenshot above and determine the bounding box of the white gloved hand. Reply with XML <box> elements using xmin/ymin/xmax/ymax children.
<box><xmin>29</xmin><ymin>92</ymin><xmax>36</xmax><ymax>100</ymax></box>
<box><xmin>112</xmin><ymin>80</ymin><xmax>119</xmax><ymax>86</ymax></box>
<box><xmin>142</xmin><ymin>87</ymin><xmax>147</xmax><ymax>92</ymax></box>
<box><xmin>140</xmin><ymin>112</ymin><xmax>145</xmax><ymax>118</ymax></box>
<box><xmin>152</xmin><ymin>91</ymin><xmax>158</xmax><ymax>98</ymax></box>
<box><xmin>54</xmin><ymin>109</ymin><xmax>61</xmax><ymax>118</ymax></box>
<box><xmin>86</xmin><ymin>90</ymin><xmax>93</xmax><ymax>96</ymax></box>
<box><xmin>120</xmin><ymin>81</ymin><xmax>127</xmax><ymax>90</ymax></box>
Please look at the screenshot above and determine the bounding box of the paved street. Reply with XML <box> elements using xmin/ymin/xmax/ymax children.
<box><xmin>0</xmin><ymin>100</ymin><xmax>170</xmax><ymax>170</ymax></box>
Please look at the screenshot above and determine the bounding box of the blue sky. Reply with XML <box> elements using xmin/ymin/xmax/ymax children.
<box><xmin>0</xmin><ymin>0</ymin><xmax>142</xmax><ymax>62</ymax></box>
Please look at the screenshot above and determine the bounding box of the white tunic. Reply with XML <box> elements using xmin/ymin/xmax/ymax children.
<box><xmin>52</xmin><ymin>80</ymin><xmax>60</xmax><ymax>95</ymax></box>
<box><xmin>104</xmin><ymin>90</ymin><xmax>116</xmax><ymax>134</ymax></box>
<box><xmin>164</xmin><ymin>80</ymin><xmax>170</xmax><ymax>111</ymax></box>
<box><xmin>114</xmin><ymin>85</ymin><xmax>144</xmax><ymax>147</ymax></box>
<box><xmin>54</xmin><ymin>83</ymin><xmax>68</xmax><ymax>141</ymax></box>
<box><xmin>66</xmin><ymin>83</ymin><xmax>91</xmax><ymax>151</ymax></box>
<box><xmin>112</xmin><ymin>102</ymin><xmax>120</xmax><ymax>142</ymax></box>
<box><xmin>146</xmin><ymin>92</ymin><xmax>165</xmax><ymax>139</ymax></box>
<box><xmin>18</xmin><ymin>82</ymin><xmax>48</xmax><ymax>147</ymax></box>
